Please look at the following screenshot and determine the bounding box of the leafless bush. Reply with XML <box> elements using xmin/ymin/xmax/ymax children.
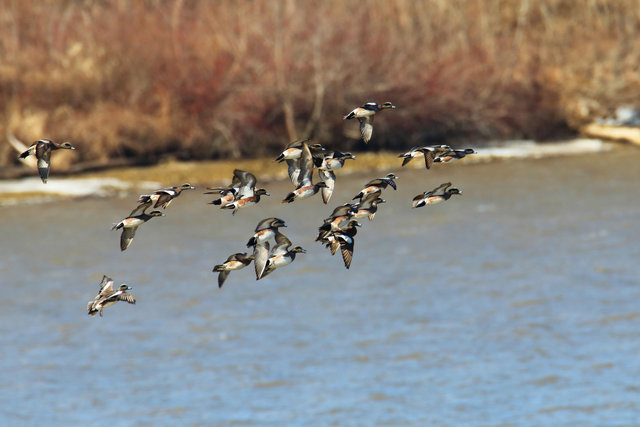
<box><xmin>1</xmin><ymin>0</ymin><xmax>638</xmax><ymax>168</ymax></box>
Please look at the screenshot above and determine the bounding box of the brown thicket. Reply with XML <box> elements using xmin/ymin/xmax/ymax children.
<box><xmin>1</xmin><ymin>0</ymin><xmax>639</xmax><ymax>169</ymax></box>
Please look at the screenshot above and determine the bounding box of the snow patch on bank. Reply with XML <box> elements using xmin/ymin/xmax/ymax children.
<box><xmin>476</xmin><ymin>139</ymin><xmax>612</xmax><ymax>159</ymax></box>
<box><xmin>0</xmin><ymin>177</ymin><xmax>160</xmax><ymax>206</ymax></box>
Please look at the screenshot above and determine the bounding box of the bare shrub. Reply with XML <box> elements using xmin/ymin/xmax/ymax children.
<box><xmin>1</xmin><ymin>0</ymin><xmax>639</xmax><ymax>168</ymax></box>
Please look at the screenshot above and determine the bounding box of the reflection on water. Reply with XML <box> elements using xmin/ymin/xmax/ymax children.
<box><xmin>1</xmin><ymin>148</ymin><xmax>640</xmax><ymax>426</ymax></box>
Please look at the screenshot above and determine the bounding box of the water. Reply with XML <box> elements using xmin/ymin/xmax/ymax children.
<box><xmin>1</xmin><ymin>147</ymin><xmax>640</xmax><ymax>426</ymax></box>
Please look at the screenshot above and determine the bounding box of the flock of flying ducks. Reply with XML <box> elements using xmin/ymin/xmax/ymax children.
<box><xmin>15</xmin><ymin>102</ymin><xmax>476</xmax><ymax>316</ymax></box>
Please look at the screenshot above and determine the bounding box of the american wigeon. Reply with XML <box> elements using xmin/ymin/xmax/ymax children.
<box><xmin>213</xmin><ymin>253</ymin><xmax>254</xmax><ymax>288</ymax></box>
<box><xmin>18</xmin><ymin>139</ymin><xmax>76</xmax><ymax>183</ymax></box>
<box><xmin>344</xmin><ymin>102</ymin><xmax>396</xmax><ymax>143</ymax></box>
<box><xmin>87</xmin><ymin>275</ymin><xmax>136</xmax><ymax>317</ymax></box>
<box><xmin>412</xmin><ymin>182</ymin><xmax>462</xmax><ymax>208</ymax></box>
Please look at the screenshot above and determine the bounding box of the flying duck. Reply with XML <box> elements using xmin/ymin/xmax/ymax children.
<box><xmin>112</xmin><ymin>205</ymin><xmax>164</xmax><ymax>251</ymax></box>
<box><xmin>398</xmin><ymin>145</ymin><xmax>452</xmax><ymax>169</ymax></box>
<box><xmin>434</xmin><ymin>148</ymin><xmax>477</xmax><ymax>163</ymax></box>
<box><xmin>412</xmin><ymin>182</ymin><xmax>462</xmax><ymax>208</ymax></box>
<box><xmin>344</xmin><ymin>102</ymin><xmax>396</xmax><ymax>143</ymax></box>
<box><xmin>260</xmin><ymin>232</ymin><xmax>306</xmax><ymax>279</ymax></box>
<box><xmin>18</xmin><ymin>139</ymin><xmax>76</xmax><ymax>183</ymax></box>
<box><xmin>353</xmin><ymin>173</ymin><xmax>398</xmax><ymax>201</ymax></box>
<box><xmin>87</xmin><ymin>275</ymin><xmax>136</xmax><ymax>317</ymax></box>
<box><xmin>282</xmin><ymin>142</ymin><xmax>327</xmax><ymax>203</ymax></box>
<box><xmin>213</xmin><ymin>253</ymin><xmax>254</xmax><ymax>288</ymax></box>
<box><xmin>138</xmin><ymin>183</ymin><xmax>194</xmax><ymax>209</ymax></box>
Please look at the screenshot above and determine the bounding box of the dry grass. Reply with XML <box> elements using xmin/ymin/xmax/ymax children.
<box><xmin>1</xmin><ymin>0</ymin><xmax>639</xmax><ymax>170</ymax></box>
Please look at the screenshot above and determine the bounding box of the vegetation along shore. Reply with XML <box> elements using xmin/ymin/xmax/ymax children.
<box><xmin>1</xmin><ymin>1</ymin><xmax>639</xmax><ymax>174</ymax></box>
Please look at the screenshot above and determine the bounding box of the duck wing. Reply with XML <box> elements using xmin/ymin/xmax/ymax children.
<box><xmin>298</xmin><ymin>143</ymin><xmax>314</xmax><ymax>187</ymax></box>
<box><xmin>253</xmin><ymin>241</ymin><xmax>270</xmax><ymax>280</ymax></box>
<box><xmin>118</xmin><ymin>292</ymin><xmax>136</xmax><ymax>304</ymax></box>
<box><xmin>97</xmin><ymin>275</ymin><xmax>115</xmax><ymax>296</ymax></box>
<box><xmin>153</xmin><ymin>191</ymin><xmax>174</xmax><ymax>208</ymax></box>
<box><xmin>358</xmin><ymin>116</ymin><xmax>374</xmax><ymax>143</ymax></box>
<box><xmin>318</xmin><ymin>169</ymin><xmax>335</xmax><ymax>204</ymax></box>
<box><xmin>217</xmin><ymin>270</ymin><xmax>230</xmax><ymax>288</ymax></box>
<box><xmin>36</xmin><ymin>149</ymin><xmax>52</xmax><ymax>183</ymax></box>
<box><xmin>271</xmin><ymin>232</ymin><xmax>292</xmax><ymax>256</ymax></box>
<box><xmin>234</xmin><ymin>169</ymin><xmax>257</xmax><ymax>198</ymax></box>
<box><xmin>365</xmin><ymin>177</ymin><xmax>395</xmax><ymax>191</ymax></box>
<box><xmin>286</xmin><ymin>158</ymin><xmax>302</xmax><ymax>187</ymax></box>
<box><xmin>337</xmin><ymin>235</ymin><xmax>355</xmax><ymax>269</ymax></box>
<box><xmin>120</xmin><ymin>227</ymin><xmax>138</xmax><ymax>251</ymax></box>
<box><xmin>254</xmin><ymin>217</ymin><xmax>276</xmax><ymax>231</ymax></box>
<box><xmin>129</xmin><ymin>200</ymin><xmax>152</xmax><ymax>216</ymax></box>
<box><xmin>359</xmin><ymin>190</ymin><xmax>382</xmax><ymax>209</ymax></box>
<box><xmin>328</xmin><ymin>235</ymin><xmax>340</xmax><ymax>255</ymax></box>
<box><xmin>430</xmin><ymin>182</ymin><xmax>452</xmax><ymax>196</ymax></box>
<box><xmin>421</xmin><ymin>149</ymin><xmax>434</xmax><ymax>169</ymax></box>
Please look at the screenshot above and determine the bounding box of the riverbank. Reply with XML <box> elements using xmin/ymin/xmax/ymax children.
<box><xmin>0</xmin><ymin>139</ymin><xmax>616</xmax><ymax>206</ymax></box>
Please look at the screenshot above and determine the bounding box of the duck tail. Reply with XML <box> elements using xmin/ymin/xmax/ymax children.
<box><xmin>246</xmin><ymin>237</ymin><xmax>256</xmax><ymax>247</ymax></box>
<box><xmin>87</xmin><ymin>301</ymin><xmax>98</xmax><ymax>316</ymax></box>
<box><xmin>282</xmin><ymin>194</ymin><xmax>295</xmax><ymax>203</ymax></box>
<box><xmin>344</xmin><ymin>111</ymin><xmax>355</xmax><ymax>120</ymax></box>
<box><xmin>18</xmin><ymin>150</ymin><xmax>30</xmax><ymax>159</ymax></box>
<box><xmin>212</xmin><ymin>264</ymin><xmax>225</xmax><ymax>272</ymax></box>
<box><xmin>209</xmin><ymin>198</ymin><xmax>222</xmax><ymax>205</ymax></box>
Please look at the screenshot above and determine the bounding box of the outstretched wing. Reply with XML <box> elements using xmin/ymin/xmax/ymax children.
<box><xmin>336</xmin><ymin>233</ymin><xmax>355</xmax><ymax>269</ymax></box>
<box><xmin>234</xmin><ymin>169</ymin><xmax>257</xmax><ymax>198</ymax></box>
<box><xmin>318</xmin><ymin>169</ymin><xmax>335</xmax><ymax>204</ymax></box>
<box><xmin>129</xmin><ymin>200</ymin><xmax>151</xmax><ymax>216</ymax></box>
<box><xmin>118</xmin><ymin>292</ymin><xmax>136</xmax><ymax>304</ymax></box>
<box><xmin>429</xmin><ymin>182</ymin><xmax>452</xmax><ymax>196</ymax></box>
<box><xmin>253</xmin><ymin>241</ymin><xmax>270</xmax><ymax>280</ymax></box>
<box><xmin>358</xmin><ymin>116</ymin><xmax>374</xmax><ymax>143</ymax></box>
<box><xmin>422</xmin><ymin>150</ymin><xmax>434</xmax><ymax>169</ymax></box>
<box><xmin>97</xmin><ymin>275</ymin><xmax>114</xmax><ymax>295</ymax></box>
<box><xmin>382</xmin><ymin>177</ymin><xmax>397</xmax><ymax>190</ymax></box>
<box><xmin>271</xmin><ymin>232</ymin><xmax>292</xmax><ymax>256</ymax></box>
<box><xmin>217</xmin><ymin>271</ymin><xmax>230</xmax><ymax>288</ymax></box>
<box><xmin>153</xmin><ymin>191</ymin><xmax>173</xmax><ymax>208</ymax></box>
<box><xmin>36</xmin><ymin>150</ymin><xmax>51</xmax><ymax>183</ymax></box>
<box><xmin>120</xmin><ymin>227</ymin><xmax>138</xmax><ymax>251</ymax></box>
<box><xmin>286</xmin><ymin>158</ymin><xmax>302</xmax><ymax>187</ymax></box>
<box><xmin>298</xmin><ymin>143</ymin><xmax>314</xmax><ymax>187</ymax></box>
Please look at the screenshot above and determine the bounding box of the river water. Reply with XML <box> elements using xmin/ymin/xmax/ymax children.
<box><xmin>1</xmin><ymin>146</ymin><xmax>639</xmax><ymax>426</ymax></box>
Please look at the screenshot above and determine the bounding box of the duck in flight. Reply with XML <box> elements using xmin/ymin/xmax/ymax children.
<box><xmin>112</xmin><ymin>204</ymin><xmax>164</xmax><ymax>251</ymax></box>
<box><xmin>18</xmin><ymin>139</ymin><xmax>76</xmax><ymax>183</ymax></box>
<box><xmin>87</xmin><ymin>275</ymin><xmax>136</xmax><ymax>317</ymax></box>
<box><xmin>412</xmin><ymin>182</ymin><xmax>462</xmax><ymax>208</ymax></box>
<box><xmin>138</xmin><ymin>184</ymin><xmax>194</xmax><ymax>209</ymax></box>
<box><xmin>282</xmin><ymin>142</ymin><xmax>327</xmax><ymax>203</ymax></box>
<box><xmin>213</xmin><ymin>253</ymin><xmax>254</xmax><ymax>288</ymax></box>
<box><xmin>344</xmin><ymin>102</ymin><xmax>396</xmax><ymax>143</ymax></box>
